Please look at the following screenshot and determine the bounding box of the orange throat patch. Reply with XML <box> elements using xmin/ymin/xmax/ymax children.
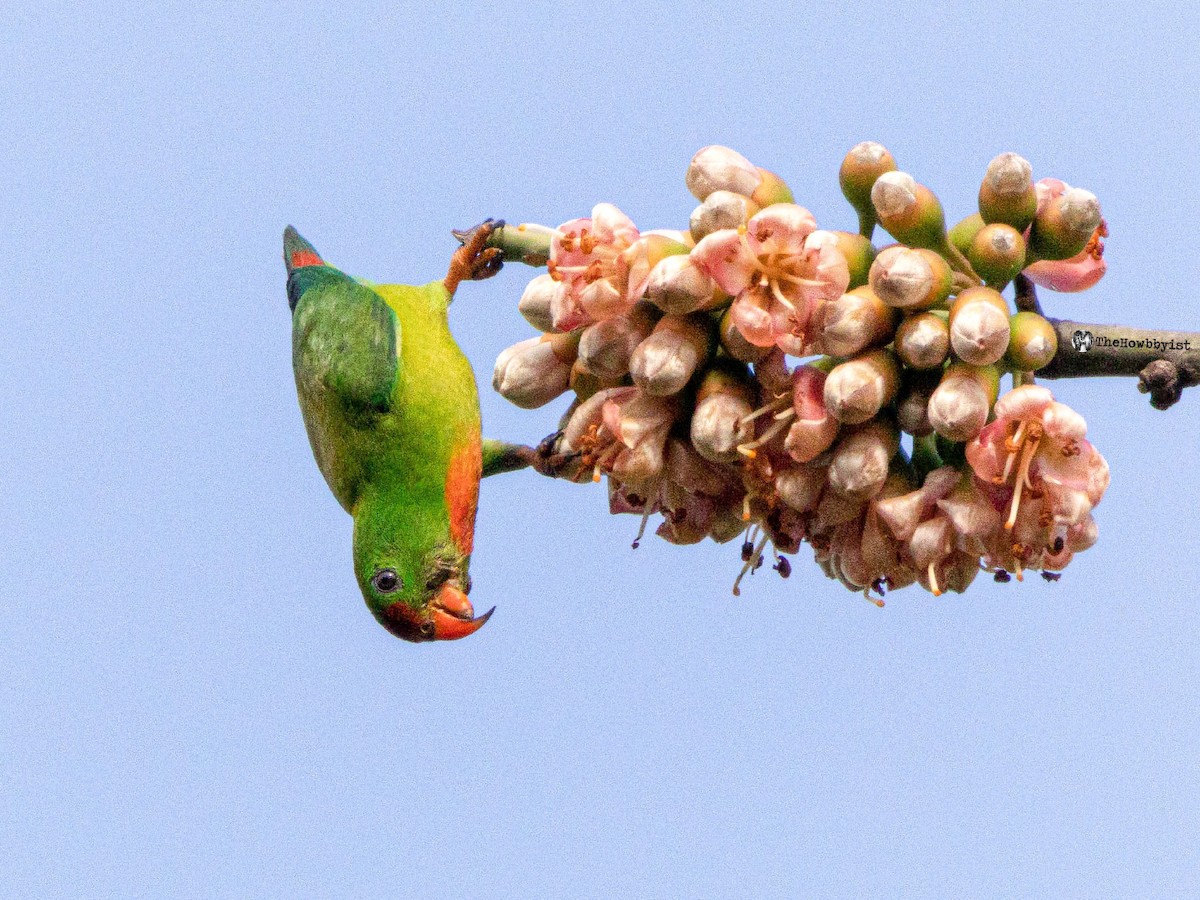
<box><xmin>445</xmin><ymin>432</ymin><xmax>482</xmax><ymax>555</ymax></box>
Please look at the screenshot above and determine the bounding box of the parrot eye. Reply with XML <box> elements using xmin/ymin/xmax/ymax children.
<box><xmin>372</xmin><ymin>568</ymin><xmax>403</xmax><ymax>594</ymax></box>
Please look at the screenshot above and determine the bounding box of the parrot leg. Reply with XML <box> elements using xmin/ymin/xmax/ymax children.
<box><xmin>481</xmin><ymin>435</ymin><xmax>583</xmax><ymax>480</ymax></box>
<box><xmin>445</xmin><ymin>219</ymin><xmax>505</xmax><ymax>297</ymax></box>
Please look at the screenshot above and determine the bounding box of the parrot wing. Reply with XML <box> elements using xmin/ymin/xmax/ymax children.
<box><xmin>286</xmin><ymin>227</ymin><xmax>400</xmax><ymax>424</ymax></box>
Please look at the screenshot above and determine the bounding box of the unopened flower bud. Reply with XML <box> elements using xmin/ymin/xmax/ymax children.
<box><xmin>823</xmin><ymin>349</ymin><xmax>900</xmax><ymax>425</ymax></box>
<box><xmin>1006</xmin><ymin>311</ymin><xmax>1058</xmax><ymax>371</ymax></box>
<box><xmin>949</xmin><ymin>286</ymin><xmax>1011</xmax><ymax>366</ymax></box>
<box><xmin>894</xmin><ymin>311</ymin><xmax>950</xmax><ymax>369</ymax></box>
<box><xmin>690</xmin><ymin>362</ymin><xmax>756</xmax><ymax>463</ymax></box>
<box><xmin>1029</xmin><ymin>187</ymin><xmax>1102</xmax><ymax>261</ymax></box>
<box><xmin>689</xmin><ymin>190</ymin><xmax>760</xmax><ymax>241</ymax></box>
<box><xmin>750</xmin><ymin>168</ymin><xmax>793</xmax><ymax>208</ymax></box>
<box><xmin>928</xmin><ymin>364</ymin><xmax>992</xmax><ymax>441</ymax></box>
<box><xmin>869</xmin><ymin>246</ymin><xmax>952</xmax><ymax>310</ymax></box>
<box><xmin>839</xmin><ymin>141</ymin><xmax>897</xmax><ymax>232</ymax></box>
<box><xmin>630</xmin><ymin>314</ymin><xmax>714</xmax><ymax>396</ymax></box>
<box><xmin>577</xmin><ymin>304</ymin><xmax>656</xmax><ymax>380</ymax></box>
<box><xmin>646</xmin><ymin>253</ymin><xmax>723</xmax><ymax>315</ymax></box>
<box><xmin>819</xmin><ymin>287</ymin><xmax>897</xmax><ymax>357</ymax></box>
<box><xmin>896</xmin><ymin>370</ymin><xmax>940</xmax><ymax>436</ymax></box>
<box><xmin>949</xmin><ymin>212</ymin><xmax>985</xmax><ymax>258</ymax></box>
<box><xmin>686</xmin><ymin>145</ymin><xmax>761</xmax><ymax>201</ymax></box>
<box><xmin>784</xmin><ymin>365</ymin><xmax>840</xmax><ymax>462</ymax></box>
<box><xmin>828</xmin><ymin>421</ymin><xmax>900</xmax><ymax>500</ymax></box>
<box><xmin>828</xmin><ymin>230</ymin><xmax>876</xmax><ymax>289</ymax></box>
<box><xmin>570</xmin><ymin>359</ymin><xmax>621</xmax><ymax>403</ymax></box>
<box><xmin>870</xmin><ymin>171</ymin><xmax>947</xmax><ymax>250</ymax></box>
<box><xmin>718</xmin><ymin>305</ymin><xmax>771</xmax><ymax>364</ymax></box>
<box><xmin>518</xmin><ymin>273</ymin><xmax>560</xmax><ymax>332</ymax></box>
<box><xmin>978</xmin><ymin>153</ymin><xmax>1037</xmax><ymax>231</ymax></box>
<box><xmin>775</xmin><ymin>464</ymin><xmax>826</xmax><ymax>513</ymax></box>
<box><xmin>969</xmin><ymin>223</ymin><xmax>1026</xmax><ymax>286</ymax></box>
<box><xmin>493</xmin><ymin>333</ymin><xmax>578</xmax><ymax>409</ymax></box>
<box><xmin>620</xmin><ymin>232</ymin><xmax>691</xmax><ymax>302</ymax></box>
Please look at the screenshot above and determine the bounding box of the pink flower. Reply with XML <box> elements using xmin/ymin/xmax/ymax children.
<box><xmin>966</xmin><ymin>385</ymin><xmax>1109</xmax><ymax>578</ymax></box>
<box><xmin>547</xmin><ymin>204</ymin><xmax>641</xmax><ymax>329</ymax></box>
<box><xmin>691</xmin><ymin>204</ymin><xmax>849</xmax><ymax>353</ymax></box>
<box><xmin>1023</xmin><ymin>178</ymin><xmax>1107</xmax><ymax>292</ymax></box>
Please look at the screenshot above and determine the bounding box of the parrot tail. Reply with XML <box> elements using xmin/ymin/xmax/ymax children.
<box><xmin>283</xmin><ymin>226</ymin><xmax>325</xmax><ymax>274</ymax></box>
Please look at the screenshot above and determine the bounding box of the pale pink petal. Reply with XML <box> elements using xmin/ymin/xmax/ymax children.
<box><xmin>729</xmin><ymin>291</ymin><xmax>778</xmax><ymax>347</ymax></box>
<box><xmin>993</xmin><ymin>384</ymin><xmax>1055</xmax><ymax>421</ymax></box>
<box><xmin>746</xmin><ymin>204</ymin><xmax>817</xmax><ymax>255</ymax></box>
<box><xmin>578</xmin><ymin>278</ymin><xmax>633</xmax><ymax>321</ymax></box>
<box><xmin>691</xmin><ymin>229</ymin><xmax>757</xmax><ymax>295</ymax></box>
<box><xmin>1042</xmin><ymin>401</ymin><xmax>1088</xmax><ymax>444</ymax></box>
<box><xmin>549</xmin><ymin>282</ymin><xmax>591</xmax><ymax>332</ymax></box>
<box><xmin>1034</xmin><ymin>177</ymin><xmax>1069</xmax><ymax>212</ymax></box>
<box><xmin>590</xmin><ymin>202</ymin><xmax>639</xmax><ymax>248</ymax></box>
<box><xmin>1024</xmin><ymin>249</ymin><xmax>1106</xmax><ymax>292</ymax></box>
<box><xmin>551</xmin><ymin>217</ymin><xmax>594</xmax><ymax>270</ymax></box>
<box><xmin>802</xmin><ymin>237</ymin><xmax>852</xmax><ymax>303</ymax></box>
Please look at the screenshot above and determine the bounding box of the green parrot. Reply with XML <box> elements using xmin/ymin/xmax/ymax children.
<box><xmin>285</xmin><ymin>222</ymin><xmax>553</xmax><ymax>642</ymax></box>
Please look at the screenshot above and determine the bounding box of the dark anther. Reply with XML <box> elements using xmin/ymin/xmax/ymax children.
<box><xmin>993</xmin><ymin>569</ymin><xmax>1012</xmax><ymax>583</ymax></box>
<box><xmin>1051</xmin><ymin>536</ymin><xmax>1065</xmax><ymax>555</ymax></box>
<box><xmin>741</xmin><ymin>540</ymin><xmax>754</xmax><ymax>562</ymax></box>
<box><xmin>1041</xmin><ymin>571</ymin><xmax>1062</xmax><ymax>582</ymax></box>
<box><xmin>753</xmin><ymin>554</ymin><xmax>764</xmax><ymax>572</ymax></box>
<box><xmin>773</xmin><ymin>556</ymin><xmax>792</xmax><ymax>578</ymax></box>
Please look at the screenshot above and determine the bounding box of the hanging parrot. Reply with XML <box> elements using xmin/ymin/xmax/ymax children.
<box><xmin>285</xmin><ymin>222</ymin><xmax>559</xmax><ymax>642</ymax></box>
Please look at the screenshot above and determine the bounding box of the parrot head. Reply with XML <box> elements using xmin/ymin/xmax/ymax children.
<box><xmin>353</xmin><ymin>516</ymin><xmax>493</xmax><ymax>643</ymax></box>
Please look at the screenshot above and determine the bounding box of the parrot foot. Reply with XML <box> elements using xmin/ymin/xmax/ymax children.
<box><xmin>445</xmin><ymin>219</ymin><xmax>505</xmax><ymax>296</ymax></box>
<box><xmin>527</xmin><ymin>430</ymin><xmax>587</xmax><ymax>481</ymax></box>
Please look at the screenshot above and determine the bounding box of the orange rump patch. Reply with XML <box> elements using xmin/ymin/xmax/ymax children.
<box><xmin>445</xmin><ymin>432</ymin><xmax>482</xmax><ymax>555</ymax></box>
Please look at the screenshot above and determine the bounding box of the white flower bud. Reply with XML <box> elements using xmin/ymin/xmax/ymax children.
<box><xmin>646</xmin><ymin>254</ymin><xmax>720</xmax><ymax>316</ymax></box>
<box><xmin>823</xmin><ymin>350</ymin><xmax>900</xmax><ymax>425</ymax></box>
<box><xmin>685</xmin><ymin>145</ymin><xmax>761</xmax><ymax>201</ymax></box>
<box><xmin>518</xmin><ymin>274</ymin><xmax>560</xmax><ymax>332</ymax></box>
<box><xmin>689</xmin><ymin>190</ymin><xmax>759</xmax><ymax>241</ymax></box>
<box><xmin>629</xmin><ymin>315</ymin><xmax>711</xmax><ymax>396</ymax></box>
<box><xmin>492</xmin><ymin>336</ymin><xmax>574</xmax><ymax>409</ymax></box>
<box><xmin>827</xmin><ymin>422</ymin><xmax>898</xmax><ymax>500</ymax></box>
<box><xmin>870</xmin><ymin>171</ymin><xmax>918</xmax><ymax>220</ymax></box>
<box><xmin>690</xmin><ymin>392</ymin><xmax>752</xmax><ymax>464</ymax></box>
<box><xmin>950</xmin><ymin>300</ymin><xmax>1010</xmax><ymax>366</ymax></box>
<box><xmin>927</xmin><ymin>369</ymin><xmax>989</xmax><ymax>441</ymax></box>
<box><xmin>577</xmin><ymin>309</ymin><xmax>654</xmax><ymax>381</ymax></box>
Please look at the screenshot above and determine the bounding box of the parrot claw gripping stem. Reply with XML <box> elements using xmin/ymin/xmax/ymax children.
<box><xmin>528</xmin><ymin>430</ymin><xmax>585</xmax><ymax>481</ymax></box>
<box><xmin>445</xmin><ymin>219</ymin><xmax>505</xmax><ymax>295</ymax></box>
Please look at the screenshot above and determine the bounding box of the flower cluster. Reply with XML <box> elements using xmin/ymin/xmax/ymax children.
<box><xmin>492</xmin><ymin>143</ymin><xmax>1111</xmax><ymax>602</ymax></box>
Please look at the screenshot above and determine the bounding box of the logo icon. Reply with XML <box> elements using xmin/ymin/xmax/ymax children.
<box><xmin>1071</xmin><ymin>330</ymin><xmax>1093</xmax><ymax>353</ymax></box>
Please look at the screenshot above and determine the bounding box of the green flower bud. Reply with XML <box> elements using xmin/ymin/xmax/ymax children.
<box><xmin>1005</xmin><ymin>310</ymin><xmax>1058</xmax><ymax>371</ymax></box>
<box><xmin>870</xmin><ymin>171</ymin><xmax>947</xmax><ymax>250</ymax></box>
<box><xmin>978</xmin><ymin>152</ymin><xmax>1037</xmax><ymax>231</ymax></box>
<box><xmin>823</xmin><ymin>349</ymin><xmax>900</xmax><ymax>425</ymax></box>
<box><xmin>968</xmin><ymin>223</ymin><xmax>1027</xmax><ymax>287</ymax></box>
<box><xmin>828</xmin><ymin>230</ymin><xmax>877</xmax><ymax>289</ymax></box>
<box><xmin>894</xmin><ymin>312</ymin><xmax>950</xmax><ymax>370</ymax></box>
<box><xmin>752</xmin><ymin>167</ymin><xmax>795</xmax><ymax>207</ymax></box>
<box><xmin>1029</xmin><ymin>187</ymin><xmax>1102</xmax><ymax>261</ymax></box>
<box><xmin>839</xmin><ymin>141</ymin><xmax>897</xmax><ymax>232</ymax></box>
<box><xmin>949</xmin><ymin>212</ymin><xmax>986</xmax><ymax>258</ymax></box>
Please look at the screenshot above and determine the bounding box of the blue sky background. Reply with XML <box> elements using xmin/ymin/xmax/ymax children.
<box><xmin>4</xmin><ymin>2</ymin><xmax>1200</xmax><ymax>896</ymax></box>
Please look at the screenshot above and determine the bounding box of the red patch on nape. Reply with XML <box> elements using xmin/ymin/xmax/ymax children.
<box><xmin>445</xmin><ymin>432</ymin><xmax>482</xmax><ymax>555</ymax></box>
<box><xmin>290</xmin><ymin>250</ymin><xmax>324</xmax><ymax>269</ymax></box>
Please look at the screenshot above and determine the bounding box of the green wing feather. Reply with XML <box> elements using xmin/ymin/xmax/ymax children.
<box><xmin>291</xmin><ymin>268</ymin><xmax>400</xmax><ymax>422</ymax></box>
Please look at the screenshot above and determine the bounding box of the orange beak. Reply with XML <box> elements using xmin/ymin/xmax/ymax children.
<box><xmin>429</xmin><ymin>583</ymin><xmax>494</xmax><ymax>641</ymax></box>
